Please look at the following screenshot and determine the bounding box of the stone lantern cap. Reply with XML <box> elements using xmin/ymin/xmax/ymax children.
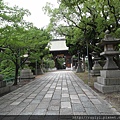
<box><xmin>97</xmin><ymin>30</ymin><xmax>120</xmax><ymax>46</ymax></box>
<box><xmin>101</xmin><ymin>35</ymin><xmax>120</xmax><ymax>45</ymax></box>
<box><xmin>90</xmin><ymin>51</ymin><xmax>101</xmax><ymax>60</ymax></box>
<box><xmin>97</xmin><ymin>31</ymin><xmax>120</xmax><ymax>56</ymax></box>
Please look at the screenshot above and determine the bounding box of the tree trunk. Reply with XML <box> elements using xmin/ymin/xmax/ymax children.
<box><xmin>13</xmin><ymin>65</ymin><xmax>19</xmax><ymax>85</ymax></box>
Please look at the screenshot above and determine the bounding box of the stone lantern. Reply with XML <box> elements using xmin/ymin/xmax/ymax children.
<box><xmin>90</xmin><ymin>51</ymin><xmax>102</xmax><ymax>76</ymax></box>
<box><xmin>20</xmin><ymin>54</ymin><xmax>35</xmax><ymax>81</ymax></box>
<box><xmin>94</xmin><ymin>31</ymin><xmax>120</xmax><ymax>93</ymax></box>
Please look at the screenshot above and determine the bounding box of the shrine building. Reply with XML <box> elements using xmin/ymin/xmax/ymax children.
<box><xmin>48</xmin><ymin>39</ymin><xmax>72</xmax><ymax>69</ymax></box>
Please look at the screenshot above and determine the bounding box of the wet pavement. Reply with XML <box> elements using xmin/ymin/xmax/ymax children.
<box><xmin>0</xmin><ymin>70</ymin><xmax>119</xmax><ymax>116</ymax></box>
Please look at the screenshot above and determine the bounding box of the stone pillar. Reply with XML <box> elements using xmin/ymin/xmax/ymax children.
<box><xmin>90</xmin><ymin>51</ymin><xmax>102</xmax><ymax>76</ymax></box>
<box><xmin>94</xmin><ymin>31</ymin><xmax>120</xmax><ymax>93</ymax></box>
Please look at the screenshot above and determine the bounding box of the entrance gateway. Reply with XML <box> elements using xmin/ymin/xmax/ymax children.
<box><xmin>48</xmin><ymin>39</ymin><xmax>72</xmax><ymax>69</ymax></box>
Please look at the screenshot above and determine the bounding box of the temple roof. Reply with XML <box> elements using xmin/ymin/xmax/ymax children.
<box><xmin>48</xmin><ymin>39</ymin><xmax>68</xmax><ymax>51</ymax></box>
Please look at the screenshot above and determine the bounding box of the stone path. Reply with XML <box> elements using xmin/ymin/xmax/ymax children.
<box><xmin>0</xmin><ymin>71</ymin><xmax>119</xmax><ymax>116</ymax></box>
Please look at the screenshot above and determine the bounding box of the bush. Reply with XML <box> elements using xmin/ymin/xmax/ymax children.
<box><xmin>0</xmin><ymin>60</ymin><xmax>15</xmax><ymax>79</ymax></box>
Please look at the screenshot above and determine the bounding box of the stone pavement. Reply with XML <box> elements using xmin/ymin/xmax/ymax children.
<box><xmin>0</xmin><ymin>71</ymin><xmax>119</xmax><ymax>116</ymax></box>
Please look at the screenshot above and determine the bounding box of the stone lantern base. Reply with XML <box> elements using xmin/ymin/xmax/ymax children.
<box><xmin>94</xmin><ymin>70</ymin><xmax>120</xmax><ymax>93</ymax></box>
<box><xmin>90</xmin><ymin>63</ymin><xmax>102</xmax><ymax>76</ymax></box>
<box><xmin>20</xmin><ymin>68</ymin><xmax>35</xmax><ymax>81</ymax></box>
<box><xmin>90</xmin><ymin>70</ymin><xmax>101</xmax><ymax>76</ymax></box>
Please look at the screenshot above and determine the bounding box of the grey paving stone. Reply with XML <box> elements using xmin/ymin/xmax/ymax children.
<box><xmin>48</xmin><ymin>106</ymin><xmax>59</xmax><ymax>111</ymax></box>
<box><xmin>56</xmin><ymin>87</ymin><xmax>61</xmax><ymax>90</ymax></box>
<box><xmin>73</xmin><ymin>112</ymin><xmax>87</xmax><ymax>115</ymax></box>
<box><xmin>50</xmin><ymin>100</ymin><xmax>60</xmax><ymax>106</ymax></box>
<box><xmin>70</xmin><ymin>95</ymin><xmax>79</xmax><ymax>99</ymax></box>
<box><xmin>90</xmin><ymin>99</ymin><xmax>102</xmax><ymax>104</ymax></box>
<box><xmin>76</xmin><ymin>90</ymin><xmax>84</xmax><ymax>94</ymax></box>
<box><xmin>62</xmin><ymin>90</ymin><xmax>68</xmax><ymax>94</ymax></box>
<box><xmin>47</xmin><ymin>91</ymin><xmax>54</xmax><ymax>94</ymax></box>
<box><xmin>82</xmin><ymin>101</ymin><xmax>94</xmax><ymax>108</ymax></box>
<box><xmin>32</xmin><ymin>108</ymin><xmax>47</xmax><ymax>115</ymax></box>
<box><xmin>22</xmin><ymin>104</ymin><xmax>38</xmax><ymax>112</ymax></box>
<box><xmin>20</xmin><ymin>112</ymin><xmax>33</xmax><ymax>115</ymax></box>
<box><xmin>7</xmin><ymin>107</ymin><xmax>25</xmax><ymax>115</ymax></box>
<box><xmin>23</xmin><ymin>99</ymin><xmax>33</xmax><ymax>103</ymax></box>
<box><xmin>17</xmin><ymin>102</ymin><xmax>29</xmax><ymax>107</ymax></box>
<box><xmin>60</xmin><ymin>108</ymin><xmax>72</xmax><ymax>115</ymax></box>
<box><xmin>71</xmin><ymin>99</ymin><xmax>81</xmax><ymax>103</ymax></box>
<box><xmin>62</xmin><ymin>94</ymin><xmax>69</xmax><ymax>97</ymax></box>
<box><xmin>62</xmin><ymin>88</ymin><xmax>68</xmax><ymax>90</ymax></box>
<box><xmin>61</xmin><ymin>102</ymin><xmax>71</xmax><ymax>108</ymax></box>
<box><xmin>79</xmin><ymin>96</ymin><xmax>90</xmax><ymax>102</ymax></box>
<box><xmin>52</xmin><ymin>95</ymin><xmax>61</xmax><ymax>99</ymax></box>
<box><xmin>46</xmin><ymin>110</ymin><xmax>59</xmax><ymax>115</ymax></box>
<box><xmin>78</xmin><ymin>94</ymin><xmax>87</xmax><ymax>97</ymax></box>
<box><xmin>72</xmin><ymin>103</ymin><xmax>85</xmax><ymax>112</ymax></box>
<box><xmin>0</xmin><ymin>112</ymin><xmax>9</xmax><ymax>115</ymax></box>
<box><xmin>37</xmin><ymin>102</ymin><xmax>49</xmax><ymax>108</ymax></box>
<box><xmin>85</xmin><ymin>107</ymin><xmax>101</xmax><ymax>115</ymax></box>
<box><xmin>0</xmin><ymin>104</ymin><xmax>8</xmax><ymax>109</ymax></box>
<box><xmin>10</xmin><ymin>101</ymin><xmax>21</xmax><ymax>105</ymax></box>
<box><xmin>2</xmin><ymin>105</ymin><xmax>17</xmax><ymax>112</ymax></box>
<box><xmin>44</xmin><ymin>94</ymin><xmax>52</xmax><ymax>98</ymax></box>
<box><xmin>61</xmin><ymin>97</ymin><xmax>70</xmax><ymax>102</ymax></box>
<box><xmin>31</xmin><ymin>100</ymin><xmax>41</xmax><ymax>104</ymax></box>
<box><xmin>41</xmin><ymin>98</ymin><xmax>51</xmax><ymax>102</ymax></box>
<box><xmin>88</xmin><ymin>95</ymin><xmax>97</xmax><ymax>99</ymax></box>
<box><xmin>35</xmin><ymin>95</ymin><xmax>44</xmax><ymax>100</ymax></box>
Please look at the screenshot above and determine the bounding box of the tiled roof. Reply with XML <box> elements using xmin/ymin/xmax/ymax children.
<box><xmin>48</xmin><ymin>39</ymin><xmax>68</xmax><ymax>51</ymax></box>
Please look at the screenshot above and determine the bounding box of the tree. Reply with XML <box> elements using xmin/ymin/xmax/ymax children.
<box><xmin>44</xmin><ymin>0</ymin><xmax>120</xmax><ymax>70</ymax></box>
<box><xmin>0</xmin><ymin>1</ymin><xmax>51</xmax><ymax>85</ymax></box>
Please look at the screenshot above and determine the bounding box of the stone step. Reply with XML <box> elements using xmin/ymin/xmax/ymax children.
<box><xmin>100</xmin><ymin>70</ymin><xmax>120</xmax><ymax>78</ymax></box>
<box><xmin>94</xmin><ymin>82</ymin><xmax>120</xmax><ymax>93</ymax></box>
<box><xmin>97</xmin><ymin>77</ymin><xmax>120</xmax><ymax>85</ymax></box>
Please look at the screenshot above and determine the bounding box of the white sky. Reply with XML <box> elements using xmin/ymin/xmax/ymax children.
<box><xmin>3</xmin><ymin>0</ymin><xmax>59</xmax><ymax>28</ymax></box>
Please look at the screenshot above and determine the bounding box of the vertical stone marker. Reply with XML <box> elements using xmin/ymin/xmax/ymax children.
<box><xmin>94</xmin><ymin>31</ymin><xmax>120</xmax><ymax>93</ymax></box>
<box><xmin>90</xmin><ymin>51</ymin><xmax>102</xmax><ymax>76</ymax></box>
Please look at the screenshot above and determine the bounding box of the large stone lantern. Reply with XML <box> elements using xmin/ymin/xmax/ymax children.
<box><xmin>94</xmin><ymin>31</ymin><xmax>120</xmax><ymax>93</ymax></box>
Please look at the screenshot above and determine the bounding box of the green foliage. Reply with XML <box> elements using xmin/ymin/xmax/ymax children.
<box><xmin>44</xmin><ymin>0</ymin><xmax>120</xmax><ymax>68</ymax></box>
<box><xmin>0</xmin><ymin>60</ymin><xmax>15</xmax><ymax>79</ymax></box>
<box><xmin>56</xmin><ymin>57</ymin><xmax>65</xmax><ymax>69</ymax></box>
<box><xmin>0</xmin><ymin>1</ymin><xmax>52</xmax><ymax>85</ymax></box>
<box><xmin>44</xmin><ymin>59</ymin><xmax>55</xmax><ymax>69</ymax></box>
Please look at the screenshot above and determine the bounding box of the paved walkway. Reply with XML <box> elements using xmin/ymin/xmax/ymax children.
<box><xmin>0</xmin><ymin>71</ymin><xmax>119</xmax><ymax>116</ymax></box>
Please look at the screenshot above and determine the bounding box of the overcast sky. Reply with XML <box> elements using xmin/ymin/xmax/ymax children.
<box><xmin>3</xmin><ymin>0</ymin><xmax>59</xmax><ymax>28</ymax></box>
